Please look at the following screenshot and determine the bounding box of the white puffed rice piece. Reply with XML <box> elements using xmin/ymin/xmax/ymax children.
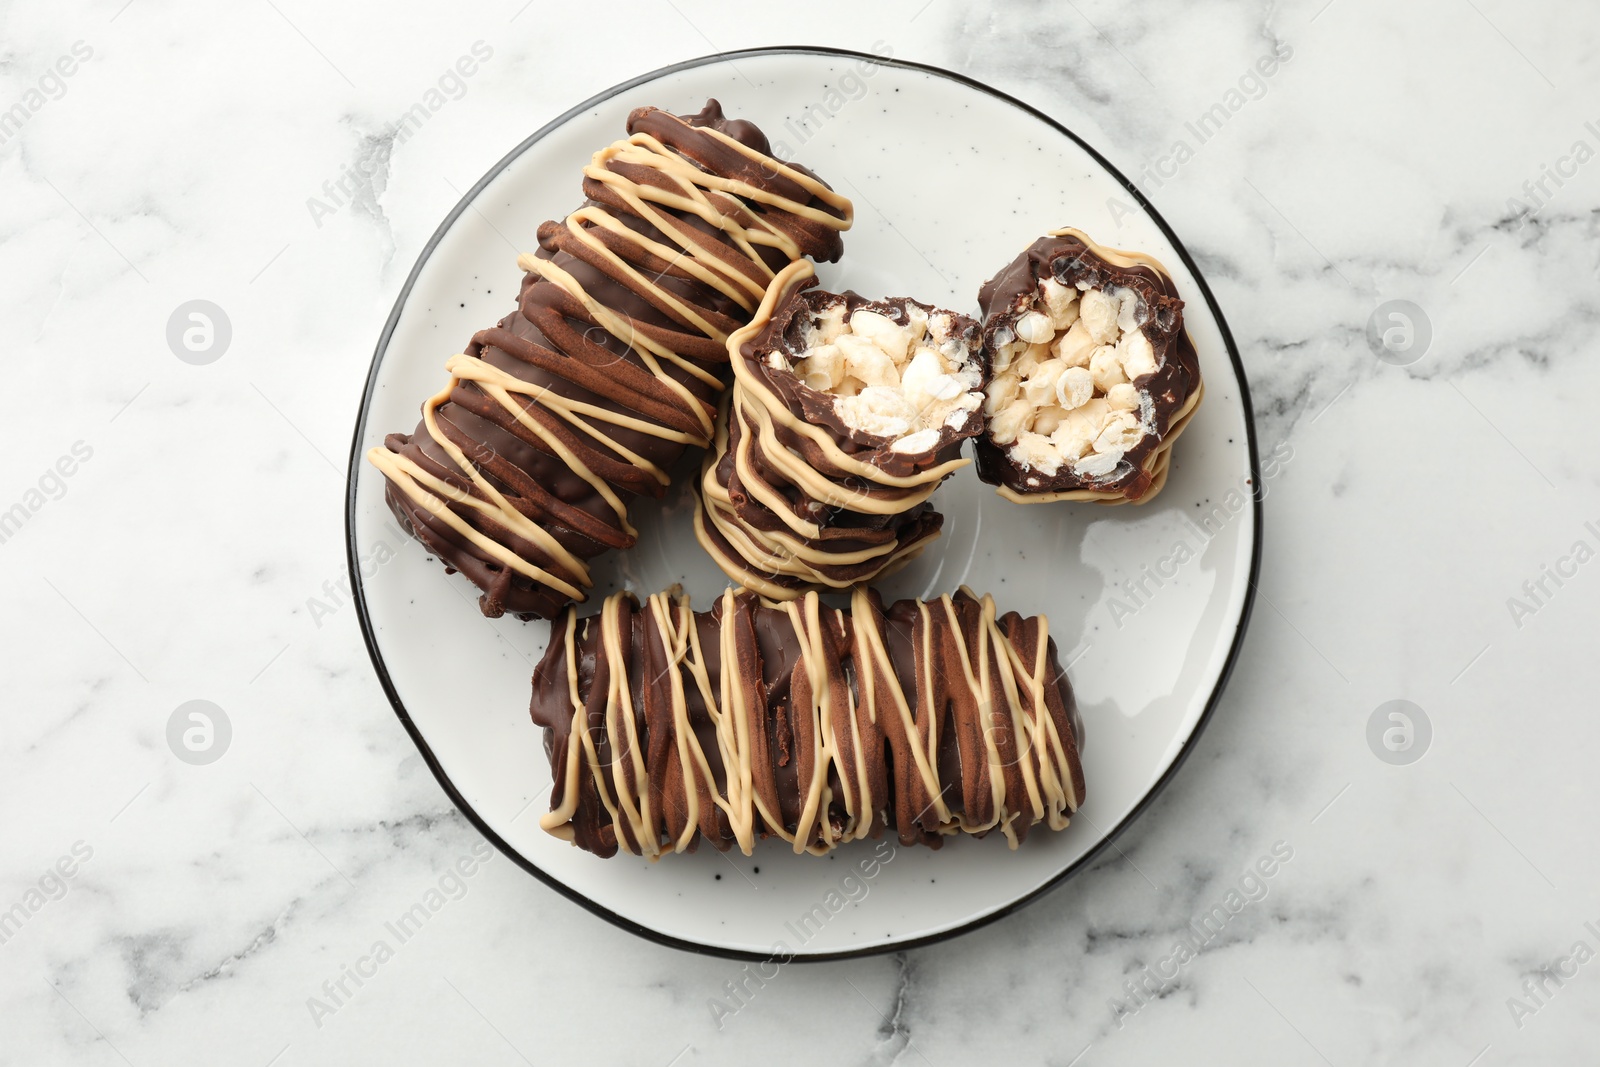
<box><xmin>1015</xmin><ymin>310</ymin><xmax>1054</xmax><ymax>345</ymax></box>
<box><xmin>836</xmin><ymin>334</ymin><xmax>900</xmax><ymax>388</ymax></box>
<box><xmin>835</xmin><ymin>385</ymin><xmax>915</xmax><ymax>438</ymax></box>
<box><xmin>1053</xmin><ymin>320</ymin><xmax>1095</xmax><ymax>368</ymax></box>
<box><xmin>1010</xmin><ymin>430</ymin><xmax>1061</xmax><ymax>473</ymax></box>
<box><xmin>1056</xmin><ymin>366</ymin><xmax>1095</xmax><ymax>410</ymax></box>
<box><xmin>1089</xmin><ymin>345</ymin><xmax>1128</xmax><ymax>392</ymax></box>
<box><xmin>990</xmin><ymin>397</ymin><xmax>1033</xmax><ymax>444</ymax></box>
<box><xmin>1093</xmin><ymin>411</ymin><xmax>1142</xmax><ymax>455</ymax></box>
<box><xmin>1106</xmin><ymin>382</ymin><xmax>1140</xmax><ymax>411</ymax></box>
<box><xmin>1119</xmin><ymin>328</ymin><xmax>1158</xmax><ymax>380</ymax></box>
<box><xmin>891</xmin><ymin>427</ymin><xmax>941</xmax><ymax>454</ymax></box>
<box><xmin>1049</xmin><ymin>410</ymin><xmax>1097</xmax><ymax>460</ymax></box>
<box><xmin>1040</xmin><ymin>278</ymin><xmax>1079</xmax><ymax>330</ymax></box>
<box><xmin>1079</xmin><ymin>288</ymin><xmax>1120</xmax><ymax>344</ymax></box>
<box><xmin>848</xmin><ymin>310</ymin><xmax>913</xmax><ymax>362</ymax></box>
<box><xmin>1031</xmin><ymin>406</ymin><xmax>1069</xmax><ymax>436</ymax></box>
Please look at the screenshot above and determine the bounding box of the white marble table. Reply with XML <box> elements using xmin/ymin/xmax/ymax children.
<box><xmin>4</xmin><ymin>1</ymin><xmax>1597</xmax><ymax>1063</ymax></box>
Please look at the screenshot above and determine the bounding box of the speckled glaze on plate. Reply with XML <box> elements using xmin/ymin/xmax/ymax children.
<box><xmin>345</xmin><ymin>47</ymin><xmax>1260</xmax><ymax>961</ymax></box>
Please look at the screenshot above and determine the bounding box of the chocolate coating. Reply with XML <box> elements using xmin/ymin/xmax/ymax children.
<box><xmin>531</xmin><ymin>586</ymin><xmax>1086</xmax><ymax>858</ymax></box>
<box><xmin>371</xmin><ymin>102</ymin><xmax>852</xmax><ymax>618</ymax></box>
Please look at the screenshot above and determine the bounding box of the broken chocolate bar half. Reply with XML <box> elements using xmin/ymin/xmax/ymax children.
<box><xmin>694</xmin><ymin>260</ymin><xmax>986</xmax><ymax>598</ymax></box>
<box><xmin>975</xmin><ymin>228</ymin><xmax>1202</xmax><ymax>504</ymax></box>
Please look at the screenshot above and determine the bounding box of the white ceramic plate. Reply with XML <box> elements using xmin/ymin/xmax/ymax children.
<box><xmin>347</xmin><ymin>47</ymin><xmax>1260</xmax><ymax>960</ymax></box>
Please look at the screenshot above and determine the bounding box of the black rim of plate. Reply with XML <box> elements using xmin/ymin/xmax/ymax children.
<box><xmin>345</xmin><ymin>45</ymin><xmax>1262</xmax><ymax>963</ymax></box>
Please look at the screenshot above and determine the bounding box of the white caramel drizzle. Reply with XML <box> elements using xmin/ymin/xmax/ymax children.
<box><xmin>538</xmin><ymin>587</ymin><xmax>1081</xmax><ymax>858</ymax></box>
<box><xmin>369</xmin><ymin>116</ymin><xmax>852</xmax><ymax>606</ymax></box>
<box><xmin>367</xmin><ymin>382</ymin><xmax>591</xmax><ymax>599</ymax></box>
<box><xmin>693</xmin><ymin>393</ymin><xmax>928</xmax><ymax>596</ymax></box>
<box><xmin>584</xmin><ymin>129</ymin><xmax>853</xmax><ymax>307</ymax></box>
